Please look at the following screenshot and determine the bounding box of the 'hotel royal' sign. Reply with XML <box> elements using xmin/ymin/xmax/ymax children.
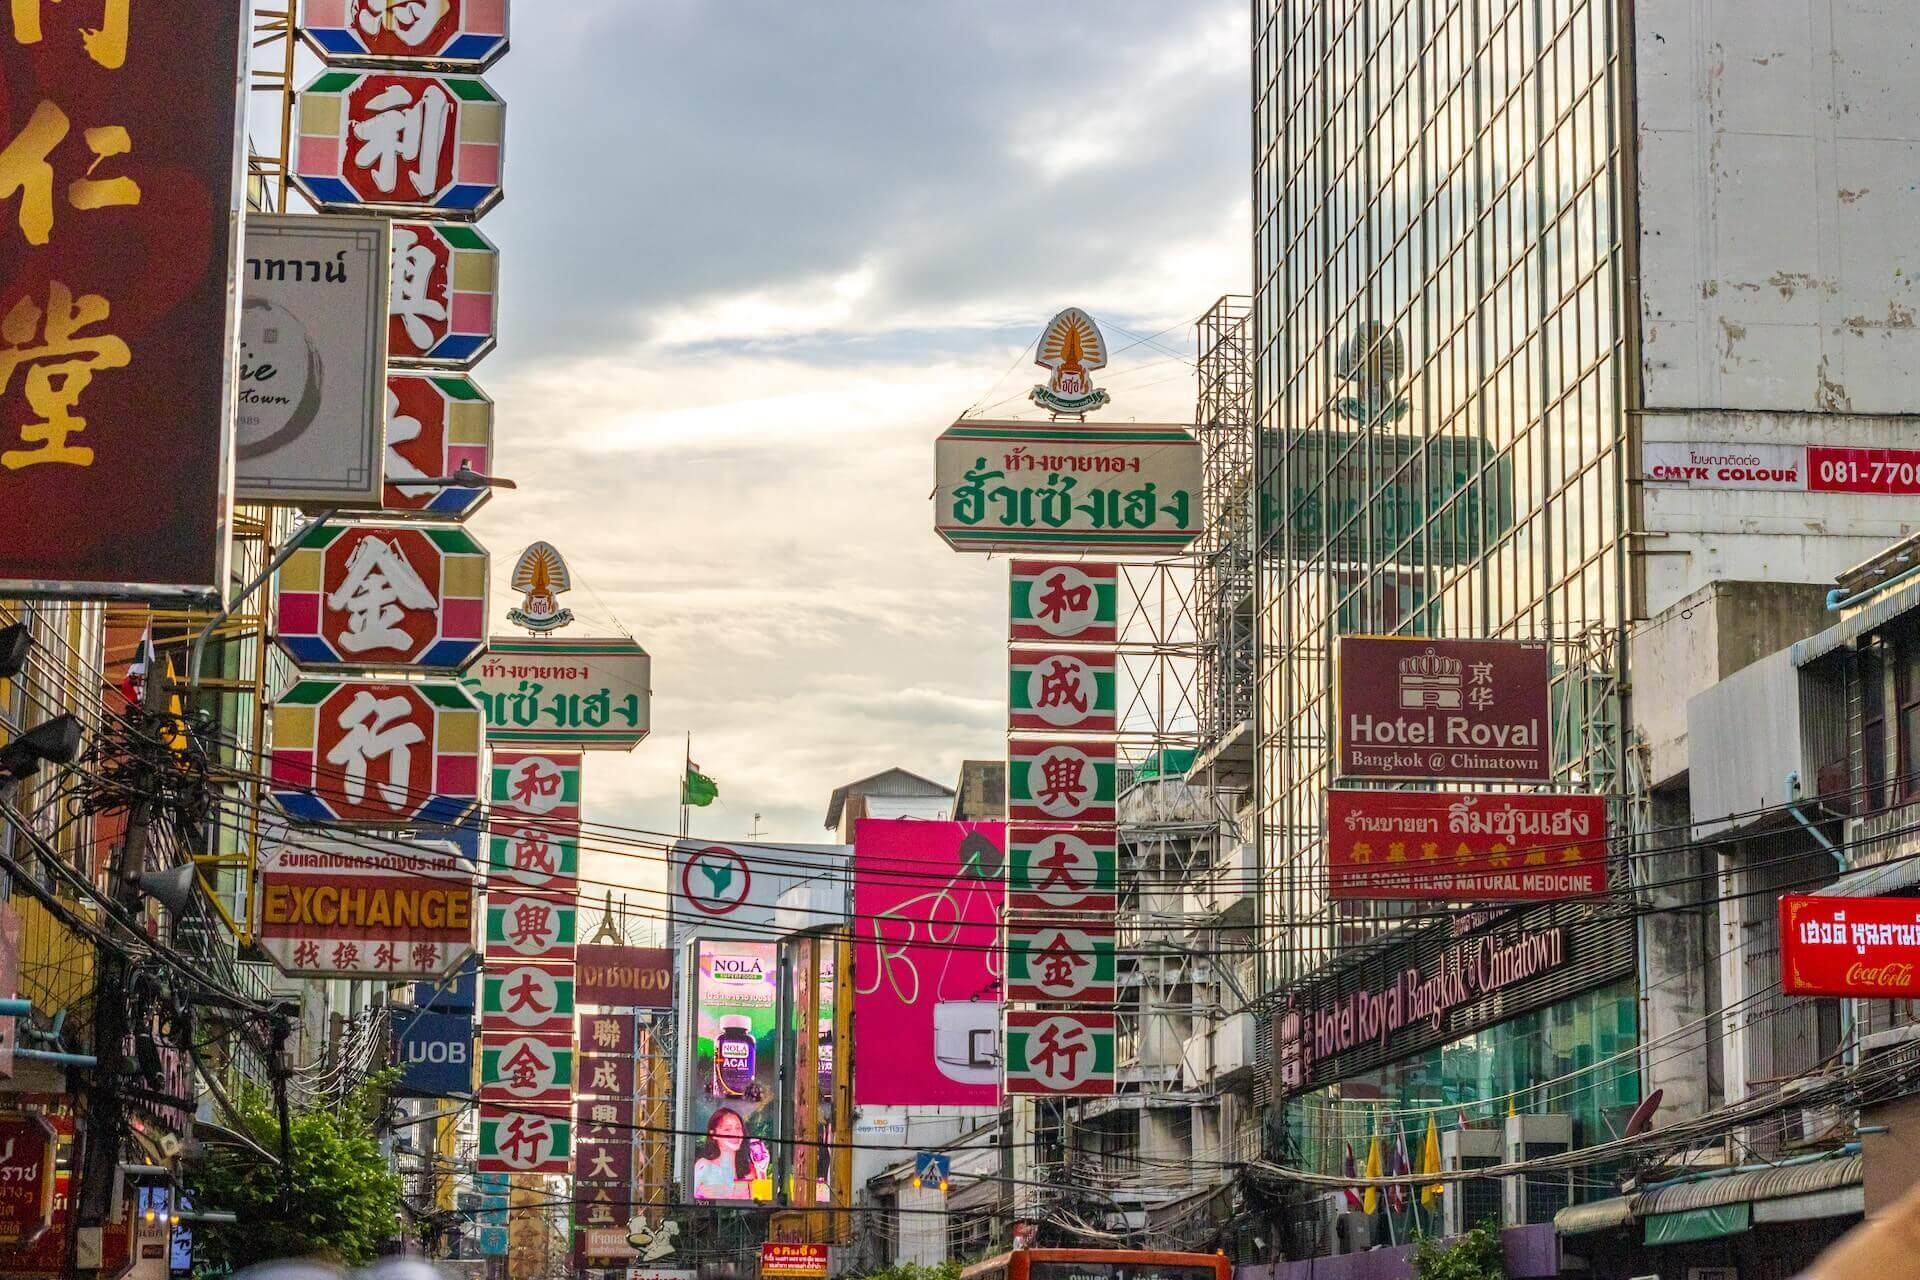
<box><xmin>1334</xmin><ymin>636</ymin><xmax>1551</xmax><ymax>783</ymax></box>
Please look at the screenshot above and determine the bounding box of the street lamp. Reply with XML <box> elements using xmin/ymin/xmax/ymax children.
<box><xmin>187</xmin><ymin>465</ymin><xmax>518</xmax><ymax>687</ymax></box>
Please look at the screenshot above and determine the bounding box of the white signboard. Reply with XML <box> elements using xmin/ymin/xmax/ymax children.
<box><xmin>236</xmin><ymin>214</ymin><xmax>392</xmax><ymax>506</ymax></box>
<box><xmin>1642</xmin><ymin>442</ymin><xmax>1806</xmax><ymax>490</ymax></box>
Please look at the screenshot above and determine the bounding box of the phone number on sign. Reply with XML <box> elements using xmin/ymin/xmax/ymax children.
<box><xmin>1809</xmin><ymin>447</ymin><xmax>1920</xmax><ymax>494</ymax></box>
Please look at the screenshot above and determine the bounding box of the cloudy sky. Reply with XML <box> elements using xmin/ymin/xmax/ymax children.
<box><xmin>293</xmin><ymin>3</ymin><xmax>1250</xmax><ymax>893</ymax></box>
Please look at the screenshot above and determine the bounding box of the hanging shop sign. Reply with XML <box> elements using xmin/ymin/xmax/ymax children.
<box><xmin>491</xmin><ymin>749</ymin><xmax>582</xmax><ymax>822</ymax></box>
<box><xmin>0</xmin><ymin>6</ymin><xmax>246</xmax><ymax>601</ymax></box>
<box><xmin>1008</xmin><ymin>826</ymin><xmax>1118</xmax><ymax>914</ymax></box>
<box><xmin>479</xmin><ymin>1031</ymin><xmax>575</xmax><ymax>1106</ymax></box>
<box><xmin>477</xmin><ymin>1105</ymin><xmax>570</xmax><ymax>1174</ymax></box>
<box><xmin>689</xmin><ymin>940</ymin><xmax>780</xmax><ymax>1202</ymax></box>
<box><xmin>505</xmin><ymin>541</ymin><xmax>576</xmax><ymax>632</ymax></box>
<box><xmin>383</xmin><ymin>371</ymin><xmax>493</xmax><ymax>518</ymax></box>
<box><xmin>1781</xmin><ymin>895</ymin><xmax>1920</xmax><ymax>997</ymax></box>
<box><xmin>1009</xmin><ymin>647</ymin><xmax>1116</xmax><ymax>734</ymax></box>
<box><xmin>1326</xmin><ymin>791</ymin><xmax>1609</xmax><ymax>902</ymax></box>
<box><xmin>934</xmin><ymin>421</ymin><xmax>1203</xmax><ymax>554</ymax></box>
<box><xmin>481</xmin><ymin>963</ymin><xmax>576</xmax><ymax>1034</ymax></box>
<box><xmin>1005</xmin><ymin>921</ymin><xmax>1117</xmax><ymax>1005</ymax></box>
<box><xmin>761</xmin><ymin>1244</ymin><xmax>830</xmax><ymax>1280</ymax></box>
<box><xmin>274</xmin><ymin>522</ymin><xmax>489</xmax><ymax>673</ymax></box>
<box><xmin>851</xmin><ymin>820</ymin><xmax>1005</xmax><ymax>1107</ymax></box>
<box><xmin>1265</xmin><ymin>430</ymin><xmax>1514</xmax><ymax>567</ymax></box>
<box><xmin>574</xmin><ymin>1132</ymin><xmax>633</xmax><ymax>1183</ymax></box>
<box><xmin>1010</xmin><ymin>560</ymin><xmax>1119</xmax><ymax>643</ymax></box>
<box><xmin>393</xmin><ymin>1009</ymin><xmax>474</xmax><ymax>1097</ymax></box>
<box><xmin>577</xmin><ymin>945</ymin><xmax>674</xmax><ymax>1008</ymax></box>
<box><xmin>1006</xmin><ymin>739</ymin><xmax>1116</xmax><ymax>825</ymax></box>
<box><xmin>292</xmin><ymin>69</ymin><xmax>505</xmax><ymax>218</ymax></box>
<box><xmin>269</xmin><ymin>678</ymin><xmax>483</xmax><ymax>824</ymax></box>
<box><xmin>485</xmin><ymin>892</ymin><xmax>578</xmax><ymax>960</ymax></box>
<box><xmin>1028</xmin><ymin>308</ymin><xmax>1109</xmax><ymax>416</ymax></box>
<box><xmin>388</xmin><ymin>221</ymin><xmax>499</xmax><ymax>367</ymax></box>
<box><xmin>1334</xmin><ymin>636</ymin><xmax>1552</xmax><ymax>783</ymax></box>
<box><xmin>300</xmin><ymin>0</ymin><xmax>511</xmax><ymax>71</ymax></box>
<box><xmin>488</xmin><ymin>821</ymin><xmax>580</xmax><ymax>895</ymax></box>
<box><xmin>1004</xmin><ymin>1010</ymin><xmax>1115</xmax><ymax>1097</ymax></box>
<box><xmin>463</xmin><ymin>636</ymin><xmax>653</xmax><ymax>750</ymax></box>
<box><xmin>257</xmin><ymin>831</ymin><xmax>475</xmax><ymax>979</ymax></box>
<box><xmin>1273</xmin><ymin>900</ymin><xmax>1635</xmax><ymax>1095</ymax></box>
<box><xmin>0</xmin><ymin>1112</ymin><xmax>54</xmax><ymax>1247</ymax></box>
<box><xmin>236</xmin><ymin>214</ymin><xmax>391</xmax><ymax>507</ymax></box>
<box><xmin>578</xmin><ymin>1051</ymin><xmax>635</xmax><ymax>1100</ymax></box>
<box><xmin>1640</xmin><ymin>441</ymin><xmax>1920</xmax><ymax>495</ymax></box>
<box><xmin>580</xmin><ymin>1009</ymin><xmax>637</xmax><ymax>1057</ymax></box>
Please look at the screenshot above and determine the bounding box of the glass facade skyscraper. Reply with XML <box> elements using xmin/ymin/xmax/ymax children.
<box><xmin>1253</xmin><ymin>0</ymin><xmax>1636</xmax><ymax>991</ymax></box>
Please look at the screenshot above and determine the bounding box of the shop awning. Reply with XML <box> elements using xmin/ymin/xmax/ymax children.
<box><xmin>1795</xmin><ymin>581</ymin><xmax>1920</xmax><ymax>666</ymax></box>
<box><xmin>1554</xmin><ymin>1196</ymin><xmax>1635</xmax><ymax>1235</ymax></box>
<box><xmin>1824</xmin><ymin>856</ymin><xmax>1920</xmax><ymax>897</ymax></box>
<box><xmin>1645</xmin><ymin>1203</ymin><xmax>1750</xmax><ymax>1246</ymax></box>
<box><xmin>1553</xmin><ymin>1151</ymin><xmax>1863</xmax><ymax>1239</ymax></box>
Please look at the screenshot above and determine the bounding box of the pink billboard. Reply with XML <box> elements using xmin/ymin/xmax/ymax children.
<box><xmin>852</xmin><ymin>819</ymin><xmax>1005</xmax><ymax>1106</ymax></box>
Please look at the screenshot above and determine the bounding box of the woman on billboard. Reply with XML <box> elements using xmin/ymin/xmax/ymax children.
<box><xmin>693</xmin><ymin>1106</ymin><xmax>770</xmax><ymax>1200</ymax></box>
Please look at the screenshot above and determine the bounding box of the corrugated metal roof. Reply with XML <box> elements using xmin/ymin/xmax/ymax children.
<box><xmin>1825</xmin><ymin>855</ymin><xmax>1920</xmax><ymax>897</ymax></box>
<box><xmin>1637</xmin><ymin>1153</ymin><xmax>1862</xmax><ymax>1216</ymax></box>
<box><xmin>1795</xmin><ymin>581</ymin><xmax>1920</xmax><ymax>666</ymax></box>
<box><xmin>1555</xmin><ymin>1195</ymin><xmax>1635</xmax><ymax>1234</ymax></box>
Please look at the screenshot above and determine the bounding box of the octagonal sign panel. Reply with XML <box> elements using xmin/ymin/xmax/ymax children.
<box><xmin>270</xmin><ymin>678</ymin><xmax>482</xmax><ymax>825</ymax></box>
<box><xmin>293</xmin><ymin>69</ymin><xmax>504</xmax><ymax>218</ymax></box>
<box><xmin>274</xmin><ymin>523</ymin><xmax>489</xmax><ymax>673</ymax></box>
<box><xmin>384</xmin><ymin>373</ymin><xmax>493</xmax><ymax>518</ymax></box>
<box><xmin>389</xmin><ymin>222</ymin><xmax>499</xmax><ymax>368</ymax></box>
<box><xmin>301</xmin><ymin>0</ymin><xmax>511</xmax><ymax>71</ymax></box>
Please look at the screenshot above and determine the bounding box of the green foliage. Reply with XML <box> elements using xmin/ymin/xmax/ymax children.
<box><xmin>184</xmin><ymin>1071</ymin><xmax>404</xmax><ymax>1272</ymax></box>
<box><xmin>848</xmin><ymin>1263</ymin><xmax>963</xmax><ymax>1280</ymax></box>
<box><xmin>1410</xmin><ymin>1221</ymin><xmax>1506</xmax><ymax>1280</ymax></box>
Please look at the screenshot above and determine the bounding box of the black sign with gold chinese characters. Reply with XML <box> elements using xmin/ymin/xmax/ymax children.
<box><xmin>0</xmin><ymin>5</ymin><xmax>246</xmax><ymax>599</ymax></box>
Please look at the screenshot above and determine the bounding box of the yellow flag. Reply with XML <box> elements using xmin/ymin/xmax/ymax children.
<box><xmin>1420</xmin><ymin>1114</ymin><xmax>1443</xmax><ymax>1207</ymax></box>
<box><xmin>1508</xmin><ymin>1093</ymin><xmax>1518</xmax><ymax>1118</ymax></box>
<box><xmin>1362</xmin><ymin>1128</ymin><xmax>1382</xmax><ymax>1215</ymax></box>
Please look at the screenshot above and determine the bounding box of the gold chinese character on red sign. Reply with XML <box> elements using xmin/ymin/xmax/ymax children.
<box><xmin>9</xmin><ymin>0</ymin><xmax>131</xmax><ymax>70</ymax></box>
<box><xmin>0</xmin><ymin>281</ymin><xmax>129</xmax><ymax>470</ymax></box>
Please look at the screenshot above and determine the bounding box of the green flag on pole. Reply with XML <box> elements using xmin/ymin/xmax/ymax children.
<box><xmin>681</xmin><ymin>762</ymin><xmax>718</xmax><ymax>807</ymax></box>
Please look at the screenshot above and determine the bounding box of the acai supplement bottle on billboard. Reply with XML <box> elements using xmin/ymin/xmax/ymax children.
<box><xmin>714</xmin><ymin>1015</ymin><xmax>756</xmax><ymax>1098</ymax></box>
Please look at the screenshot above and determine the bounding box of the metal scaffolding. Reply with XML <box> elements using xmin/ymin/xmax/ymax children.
<box><xmin>1194</xmin><ymin>297</ymin><xmax>1254</xmax><ymax>751</ymax></box>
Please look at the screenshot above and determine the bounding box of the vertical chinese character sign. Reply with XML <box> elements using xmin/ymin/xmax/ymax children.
<box><xmin>0</xmin><ymin>7</ymin><xmax>247</xmax><ymax>599</ymax></box>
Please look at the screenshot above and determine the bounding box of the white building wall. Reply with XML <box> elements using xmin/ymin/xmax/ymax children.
<box><xmin>1636</xmin><ymin>0</ymin><xmax>1920</xmax><ymax>614</ymax></box>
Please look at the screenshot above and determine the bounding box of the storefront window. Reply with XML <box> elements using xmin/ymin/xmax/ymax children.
<box><xmin>1286</xmin><ymin>978</ymin><xmax>1640</xmax><ymax>1229</ymax></box>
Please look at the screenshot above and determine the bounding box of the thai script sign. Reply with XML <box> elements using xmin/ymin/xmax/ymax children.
<box><xmin>1643</xmin><ymin>441</ymin><xmax>1807</xmax><ymax>490</ymax></box>
<box><xmin>0</xmin><ymin>5</ymin><xmax>245</xmax><ymax>601</ymax></box>
<box><xmin>236</xmin><ymin>214</ymin><xmax>391</xmax><ymax>506</ymax></box>
<box><xmin>1327</xmin><ymin>791</ymin><xmax>1608</xmax><ymax>902</ymax></box>
<box><xmin>0</xmin><ymin>1113</ymin><xmax>54</xmax><ymax>1246</ymax></box>
<box><xmin>851</xmin><ymin>820</ymin><xmax>1005</xmax><ymax>1107</ymax></box>
<box><xmin>477</xmin><ymin>1104</ymin><xmax>570</xmax><ymax>1174</ymax></box>
<box><xmin>463</xmin><ymin>636</ymin><xmax>652</xmax><ymax>750</ymax></box>
<box><xmin>935</xmin><ymin>420</ymin><xmax>1202</xmax><ymax>554</ymax></box>
<box><xmin>1267</xmin><ymin>430</ymin><xmax>1513</xmax><ymax>566</ymax></box>
<box><xmin>269</xmin><ymin>677</ymin><xmax>483</xmax><ymax>824</ymax></box>
<box><xmin>577</xmin><ymin>944</ymin><xmax>673</xmax><ymax>1008</ymax></box>
<box><xmin>257</xmin><ymin>831</ymin><xmax>475</xmax><ymax>979</ymax></box>
<box><xmin>1004</xmin><ymin>1010</ymin><xmax>1115</xmax><ymax>1097</ymax></box>
<box><xmin>1010</xmin><ymin>560</ymin><xmax>1118</xmax><ymax>643</ymax></box>
<box><xmin>1008</xmin><ymin>826</ymin><xmax>1118</xmax><ymax>914</ymax></box>
<box><xmin>1335</xmin><ymin>636</ymin><xmax>1552</xmax><ymax>783</ymax></box>
<box><xmin>300</xmin><ymin>0</ymin><xmax>511</xmax><ymax>71</ymax></box>
<box><xmin>388</xmin><ymin>221</ymin><xmax>498</xmax><ymax>367</ymax></box>
<box><xmin>761</xmin><ymin>1244</ymin><xmax>830</xmax><ymax>1280</ymax></box>
<box><xmin>1005</xmin><ymin>921</ymin><xmax>1116</xmax><ymax>1004</ymax></box>
<box><xmin>1277</xmin><ymin>926</ymin><xmax>1571</xmax><ymax>1094</ymax></box>
<box><xmin>383</xmin><ymin>371</ymin><xmax>493</xmax><ymax>518</ymax></box>
<box><xmin>1781</xmin><ymin>895</ymin><xmax>1920</xmax><ymax>997</ymax></box>
<box><xmin>274</xmin><ymin>522</ymin><xmax>489</xmax><ymax>672</ymax></box>
<box><xmin>1007</xmin><ymin>739</ymin><xmax>1116</xmax><ymax>824</ymax></box>
<box><xmin>1009</xmin><ymin>647</ymin><xmax>1116</xmax><ymax>734</ymax></box>
<box><xmin>292</xmin><ymin>69</ymin><xmax>504</xmax><ymax>218</ymax></box>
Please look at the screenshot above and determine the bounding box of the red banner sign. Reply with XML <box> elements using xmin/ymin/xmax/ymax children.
<box><xmin>0</xmin><ymin>6</ymin><xmax>245</xmax><ymax>599</ymax></box>
<box><xmin>1781</xmin><ymin>895</ymin><xmax>1920</xmax><ymax>997</ymax></box>
<box><xmin>576</xmin><ymin>944</ymin><xmax>673</xmax><ymax>1008</ymax></box>
<box><xmin>1327</xmin><ymin>791</ymin><xmax>1608</xmax><ymax>901</ymax></box>
<box><xmin>761</xmin><ymin>1244</ymin><xmax>829</xmax><ymax>1279</ymax></box>
<box><xmin>0</xmin><ymin>1112</ymin><xmax>54</xmax><ymax>1246</ymax></box>
<box><xmin>1334</xmin><ymin>636</ymin><xmax>1551</xmax><ymax>782</ymax></box>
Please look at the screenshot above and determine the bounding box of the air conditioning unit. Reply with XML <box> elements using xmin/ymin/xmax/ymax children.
<box><xmin>1503</xmin><ymin>1114</ymin><xmax>1573</xmax><ymax>1227</ymax></box>
<box><xmin>1442</xmin><ymin>1127</ymin><xmax>1504</xmax><ymax>1237</ymax></box>
<box><xmin>1320</xmin><ymin>1191</ymin><xmax>1374</xmax><ymax>1256</ymax></box>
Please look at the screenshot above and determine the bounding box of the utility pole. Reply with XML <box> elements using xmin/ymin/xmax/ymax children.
<box><xmin>73</xmin><ymin>655</ymin><xmax>168</xmax><ymax>1269</ymax></box>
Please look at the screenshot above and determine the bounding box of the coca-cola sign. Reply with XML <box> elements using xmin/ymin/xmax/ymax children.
<box><xmin>1334</xmin><ymin>636</ymin><xmax>1551</xmax><ymax>782</ymax></box>
<box><xmin>1781</xmin><ymin>895</ymin><xmax>1920</xmax><ymax>997</ymax></box>
<box><xmin>1328</xmin><ymin>791</ymin><xmax>1608</xmax><ymax>901</ymax></box>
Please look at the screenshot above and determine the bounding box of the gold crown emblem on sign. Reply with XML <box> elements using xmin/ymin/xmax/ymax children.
<box><xmin>1398</xmin><ymin>648</ymin><xmax>1462</xmax><ymax>680</ymax></box>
